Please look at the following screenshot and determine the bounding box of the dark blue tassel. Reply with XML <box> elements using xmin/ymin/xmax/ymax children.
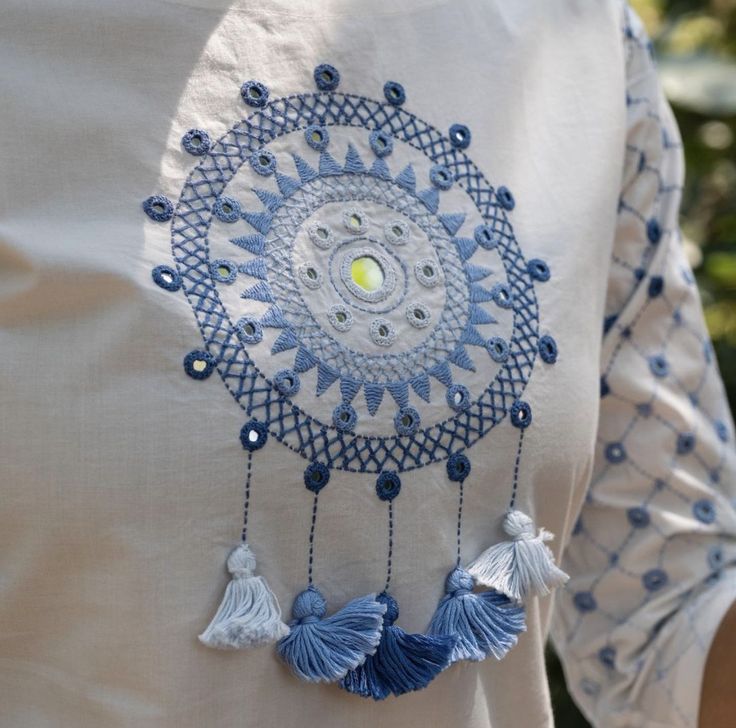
<box><xmin>277</xmin><ymin>587</ymin><xmax>386</xmax><ymax>683</ymax></box>
<box><xmin>427</xmin><ymin>568</ymin><xmax>526</xmax><ymax>663</ymax></box>
<box><xmin>340</xmin><ymin>592</ymin><xmax>456</xmax><ymax>700</ymax></box>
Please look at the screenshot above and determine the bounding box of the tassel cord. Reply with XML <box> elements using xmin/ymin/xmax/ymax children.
<box><xmin>307</xmin><ymin>491</ymin><xmax>319</xmax><ymax>587</ymax></box>
<box><xmin>509</xmin><ymin>428</ymin><xmax>524</xmax><ymax>510</ymax></box>
<box><xmin>240</xmin><ymin>449</ymin><xmax>253</xmax><ymax>543</ymax></box>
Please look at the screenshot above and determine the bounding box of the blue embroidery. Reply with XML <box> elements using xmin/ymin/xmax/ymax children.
<box><xmin>143</xmin><ymin>195</ymin><xmax>173</xmax><ymax>222</ymax></box>
<box><xmin>240</xmin><ymin>419</ymin><xmax>268</xmax><ymax>451</ymax></box>
<box><xmin>183</xmin><ymin>350</ymin><xmax>215</xmax><ymax>380</ymax></box>
<box><xmin>573</xmin><ymin>591</ymin><xmax>597</xmax><ymax>613</ymax></box>
<box><xmin>376</xmin><ymin>471</ymin><xmax>402</xmax><ymax>501</ymax></box>
<box><xmin>182</xmin><ymin>128</ymin><xmax>212</xmax><ymax>156</ymax></box>
<box><xmin>448</xmin><ymin>123</ymin><xmax>471</xmax><ymax>149</ymax></box>
<box><xmin>527</xmin><ymin>258</ymin><xmax>550</xmax><ymax>282</ymax></box>
<box><xmin>305</xmin><ymin>124</ymin><xmax>330</xmax><ymax>151</ymax></box>
<box><xmin>236</xmin><ymin>316</ymin><xmax>263</xmax><ymax>345</ymax></box>
<box><xmin>274</xmin><ymin>368</ymin><xmax>300</xmax><ymax>397</ymax></box>
<box><xmin>496</xmin><ymin>186</ymin><xmax>515</xmax><ymax>211</ymax></box>
<box><xmin>538</xmin><ymin>335</ymin><xmax>558</xmax><ymax>364</ymax></box>
<box><xmin>627</xmin><ymin>506</ymin><xmax>650</xmax><ymax>528</ymax></box>
<box><xmin>383</xmin><ymin>81</ymin><xmax>406</xmax><ymax>106</ymax></box>
<box><xmin>486</xmin><ymin>336</ymin><xmax>509</xmax><ymax>363</ymax></box>
<box><xmin>605</xmin><ymin>442</ymin><xmax>626</xmax><ymax>463</ymax></box>
<box><xmin>314</xmin><ymin>63</ymin><xmax>340</xmax><ymax>91</ymax></box>
<box><xmin>250</xmin><ymin>149</ymin><xmax>277</xmax><ymax>176</ymax></box>
<box><xmin>693</xmin><ymin>499</ymin><xmax>716</xmax><ymax>524</ymax></box>
<box><xmin>210</xmin><ymin>258</ymin><xmax>237</xmax><ymax>284</ymax></box>
<box><xmin>369</xmin><ymin>130</ymin><xmax>394</xmax><ymax>158</ymax></box>
<box><xmin>212</xmin><ymin>197</ymin><xmax>241</xmax><ymax>223</ymax></box>
<box><xmin>510</xmin><ymin>400</ymin><xmax>532</xmax><ymax>429</ymax></box>
<box><xmin>241</xmin><ymin>80</ymin><xmax>269</xmax><ymax>108</ymax></box>
<box><xmin>642</xmin><ymin>568</ymin><xmax>668</xmax><ymax>592</ymax></box>
<box><xmin>304</xmin><ymin>462</ymin><xmax>330</xmax><ymax>493</ymax></box>
<box><xmin>152</xmin><ymin>265</ymin><xmax>181</xmax><ymax>291</ymax></box>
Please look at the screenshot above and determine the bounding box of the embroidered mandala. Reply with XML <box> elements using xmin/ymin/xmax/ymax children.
<box><xmin>146</xmin><ymin>64</ymin><xmax>563</xmax><ymax>699</ymax></box>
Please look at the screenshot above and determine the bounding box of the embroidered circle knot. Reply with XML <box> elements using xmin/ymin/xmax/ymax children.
<box><xmin>226</xmin><ymin>543</ymin><xmax>257</xmax><ymax>579</ymax></box>
<box><xmin>445</xmin><ymin>567</ymin><xmax>474</xmax><ymax>596</ymax></box>
<box><xmin>292</xmin><ymin>586</ymin><xmax>327</xmax><ymax>622</ymax></box>
<box><xmin>375</xmin><ymin>471</ymin><xmax>401</xmax><ymax>501</ymax></box>
<box><xmin>503</xmin><ymin>510</ymin><xmax>535</xmax><ymax>540</ymax></box>
<box><xmin>377</xmin><ymin>592</ymin><xmax>400</xmax><ymax>626</ymax></box>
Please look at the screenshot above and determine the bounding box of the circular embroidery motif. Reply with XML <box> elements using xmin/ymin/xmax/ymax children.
<box><xmin>159</xmin><ymin>84</ymin><xmax>542</xmax><ymax>474</ymax></box>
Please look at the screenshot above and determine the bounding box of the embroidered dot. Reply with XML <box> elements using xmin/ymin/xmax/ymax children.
<box><xmin>648</xmin><ymin>275</ymin><xmax>664</xmax><ymax>298</ymax></box>
<box><xmin>152</xmin><ymin>265</ymin><xmax>181</xmax><ymax>292</ymax></box>
<box><xmin>648</xmin><ymin>354</ymin><xmax>669</xmax><ymax>378</ymax></box>
<box><xmin>605</xmin><ymin>442</ymin><xmax>626</xmax><ymax>463</ymax></box>
<box><xmin>369</xmin><ymin>129</ymin><xmax>393</xmax><ymax>158</ymax></box>
<box><xmin>693</xmin><ymin>498</ymin><xmax>716</xmax><ymax>524</ymax></box>
<box><xmin>448</xmin><ymin>123</ymin><xmax>471</xmax><ymax>149</ymax></box>
<box><xmin>250</xmin><ymin>149</ymin><xmax>277</xmax><ymax>176</ymax></box>
<box><xmin>486</xmin><ymin>336</ymin><xmax>509</xmax><ymax>363</ymax></box>
<box><xmin>240</xmin><ymin>419</ymin><xmax>268</xmax><ymax>451</ymax></box>
<box><xmin>429</xmin><ymin>164</ymin><xmax>454</xmax><ymax>190</ymax></box>
<box><xmin>580</xmin><ymin>679</ymin><xmax>600</xmax><ymax>697</ymax></box>
<box><xmin>715</xmin><ymin>420</ymin><xmax>729</xmax><ymax>443</ymax></box>
<box><xmin>212</xmin><ymin>197</ymin><xmax>241</xmax><ymax>223</ymax></box>
<box><xmin>598</xmin><ymin>646</ymin><xmax>616</xmax><ymax>669</ymax></box>
<box><xmin>333</xmin><ymin>403</ymin><xmax>357</xmax><ymax>432</ymax></box>
<box><xmin>491</xmin><ymin>282</ymin><xmax>514</xmax><ymax>309</ymax></box>
<box><xmin>304</xmin><ymin>124</ymin><xmax>330</xmax><ymax>151</ymax></box>
<box><xmin>183</xmin><ymin>350</ymin><xmax>215</xmax><ymax>380</ymax></box>
<box><xmin>527</xmin><ymin>258</ymin><xmax>551</xmax><ymax>282</ymax></box>
<box><xmin>304</xmin><ymin>462</ymin><xmax>330</xmax><ymax>493</ymax></box>
<box><xmin>446</xmin><ymin>452</ymin><xmax>471</xmax><ymax>482</ymax></box>
<box><xmin>415</xmin><ymin>258</ymin><xmax>441</xmax><ymax>287</ymax></box>
<box><xmin>446</xmin><ymin>384</ymin><xmax>471</xmax><ymax>412</ymax></box>
<box><xmin>240</xmin><ymin>80</ymin><xmax>269</xmax><ymax>107</ymax></box>
<box><xmin>637</xmin><ymin>402</ymin><xmax>653</xmax><ymax>417</ymax></box>
<box><xmin>383</xmin><ymin>80</ymin><xmax>406</xmax><ymax>106</ymax></box>
<box><xmin>634</xmin><ymin>267</ymin><xmax>646</xmax><ymax>281</ymax></box>
<box><xmin>370</xmin><ymin>318</ymin><xmax>397</xmax><ymax>347</ymax></box>
<box><xmin>342</xmin><ymin>206</ymin><xmax>368</xmax><ymax>234</ymax></box>
<box><xmin>406</xmin><ymin>302</ymin><xmax>431</xmax><ymax>329</ymax></box>
<box><xmin>642</xmin><ymin>568</ymin><xmax>668</xmax><ymax>592</ymax></box>
<box><xmin>394</xmin><ymin>406</ymin><xmax>420</xmax><ymax>436</ymax></box>
<box><xmin>538</xmin><ymin>335</ymin><xmax>558</xmax><ymax>364</ymax></box>
<box><xmin>627</xmin><ymin>506</ymin><xmax>650</xmax><ymax>528</ymax></box>
<box><xmin>676</xmin><ymin>432</ymin><xmax>695</xmax><ymax>455</ymax></box>
<box><xmin>298</xmin><ymin>263</ymin><xmax>323</xmax><ymax>289</ymax></box>
<box><xmin>314</xmin><ymin>63</ymin><xmax>340</xmax><ymax>91</ymax></box>
<box><xmin>474</xmin><ymin>224</ymin><xmax>498</xmax><ymax>250</ymax></box>
<box><xmin>236</xmin><ymin>316</ymin><xmax>263</xmax><ymax>345</ymax></box>
<box><xmin>496</xmin><ymin>186</ymin><xmax>515</xmax><ymax>210</ymax></box>
<box><xmin>600</xmin><ymin>377</ymin><xmax>610</xmax><ymax>398</ymax></box>
<box><xmin>142</xmin><ymin>195</ymin><xmax>173</xmax><ymax>222</ymax></box>
<box><xmin>210</xmin><ymin>258</ymin><xmax>237</xmax><ymax>284</ymax></box>
<box><xmin>181</xmin><ymin>128</ymin><xmax>211</xmax><ymax>156</ymax></box>
<box><xmin>510</xmin><ymin>400</ymin><xmax>532</xmax><ymax>429</ymax></box>
<box><xmin>375</xmin><ymin>471</ymin><xmax>402</xmax><ymax>501</ymax></box>
<box><xmin>708</xmin><ymin>545</ymin><xmax>724</xmax><ymax>571</ymax></box>
<box><xmin>384</xmin><ymin>220</ymin><xmax>409</xmax><ymax>245</ymax></box>
<box><xmin>647</xmin><ymin>218</ymin><xmax>662</xmax><ymax>244</ymax></box>
<box><xmin>573</xmin><ymin>591</ymin><xmax>597</xmax><ymax>612</ymax></box>
<box><xmin>273</xmin><ymin>368</ymin><xmax>300</xmax><ymax>397</ymax></box>
<box><xmin>307</xmin><ymin>222</ymin><xmax>335</xmax><ymax>249</ymax></box>
<box><xmin>327</xmin><ymin>304</ymin><xmax>353</xmax><ymax>332</ymax></box>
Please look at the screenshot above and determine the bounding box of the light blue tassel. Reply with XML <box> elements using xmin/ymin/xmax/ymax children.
<box><xmin>340</xmin><ymin>592</ymin><xmax>456</xmax><ymax>700</ymax></box>
<box><xmin>277</xmin><ymin>587</ymin><xmax>386</xmax><ymax>683</ymax></box>
<box><xmin>427</xmin><ymin>568</ymin><xmax>526</xmax><ymax>663</ymax></box>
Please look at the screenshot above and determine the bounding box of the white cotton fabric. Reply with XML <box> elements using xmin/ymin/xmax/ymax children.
<box><xmin>0</xmin><ymin>2</ymin><xmax>733</xmax><ymax>727</ymax></box>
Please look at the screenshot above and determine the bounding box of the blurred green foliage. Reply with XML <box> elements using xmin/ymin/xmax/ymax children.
<box><xmin>549</xmin><ymin>1</ymin><xmax>736</xmax><ymax>724</ymax></box>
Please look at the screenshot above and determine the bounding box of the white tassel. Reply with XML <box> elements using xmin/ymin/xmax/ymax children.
<box><xmin>466</xmin><ymin>510</ymin><xmax>569</xmax><ymax>601</ymax></box>
<box><xmin>199</xmin><ymin>543</ymin><xmax>290</xmax><ymax>649</ymax></box>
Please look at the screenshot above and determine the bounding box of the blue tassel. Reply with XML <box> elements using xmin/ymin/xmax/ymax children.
<box><xmin>340</xmin><ymin>592</ymin><xmax>456</xmax><ymax>700</ymax></box>
<box><xmin>427</xmin><ymin>568</ymin><xmax>526</xmax><ymax>663</ymax></box>
<box><xmin>277</xmin><ymin>587</ymin><xmax>386</xmax><ymax>683</ymax></box>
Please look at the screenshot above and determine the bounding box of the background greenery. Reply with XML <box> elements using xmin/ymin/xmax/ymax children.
<box><xmin>549</xmin><ymin>1</ymin><xmax>736</xmax><ymax>723</ymax></box>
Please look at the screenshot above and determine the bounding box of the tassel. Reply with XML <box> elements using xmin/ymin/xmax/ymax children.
<box><xmin>340</xmin><ymin>592</ymin><xmax>456</xmax><ymax>700</ymax></box>
<box><xmin>427</xmin><ymin>567</ymin><xmax>526</xmax><ymax>663</ymax></box>
<box><xmin>277</xmin><ymin>587</ymin><xmax>387</xmax><ymax>683</ymax></box>
<box><xmin>466</xmin><ymin>510</ymin><xmax>569</xmax><ymax>601</ymax></box>
<box><xmin>198</xmin><ymin>543</ymin><xmax>290</xmax><ymax>649</ymax></box>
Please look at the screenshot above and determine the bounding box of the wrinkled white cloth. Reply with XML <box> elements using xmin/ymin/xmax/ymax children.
<box><xmin>1</xmin><ymin>1</ymin><xmax>734</xmax><ymax>727</ymax></box>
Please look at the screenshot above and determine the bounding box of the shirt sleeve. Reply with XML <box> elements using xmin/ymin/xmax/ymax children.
<box><xmin>549</xmin><ymin>5</ymin><xmax>736</xmax><ymax>727</ymax></box>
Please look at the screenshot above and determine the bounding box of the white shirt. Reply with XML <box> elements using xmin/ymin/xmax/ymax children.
<box><xmin>1</xmin><ymin>1</ymin><xmax>734</xmax><ymax>727</ymax></box>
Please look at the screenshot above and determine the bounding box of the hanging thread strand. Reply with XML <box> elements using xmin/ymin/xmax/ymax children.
<box><xmin>509</xmin><ymin>428</ymin><xmax>525</xmax><ymax>509</ymax></box>
<box><xmin>240</xmin><ymin>449</ymin><xmax>254</xmax><ymax>543</ymax></box>
<box><xmin>307</xmin><ymin>492</ymin><xmax>319</xmax><ymax>586</ymax></box>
